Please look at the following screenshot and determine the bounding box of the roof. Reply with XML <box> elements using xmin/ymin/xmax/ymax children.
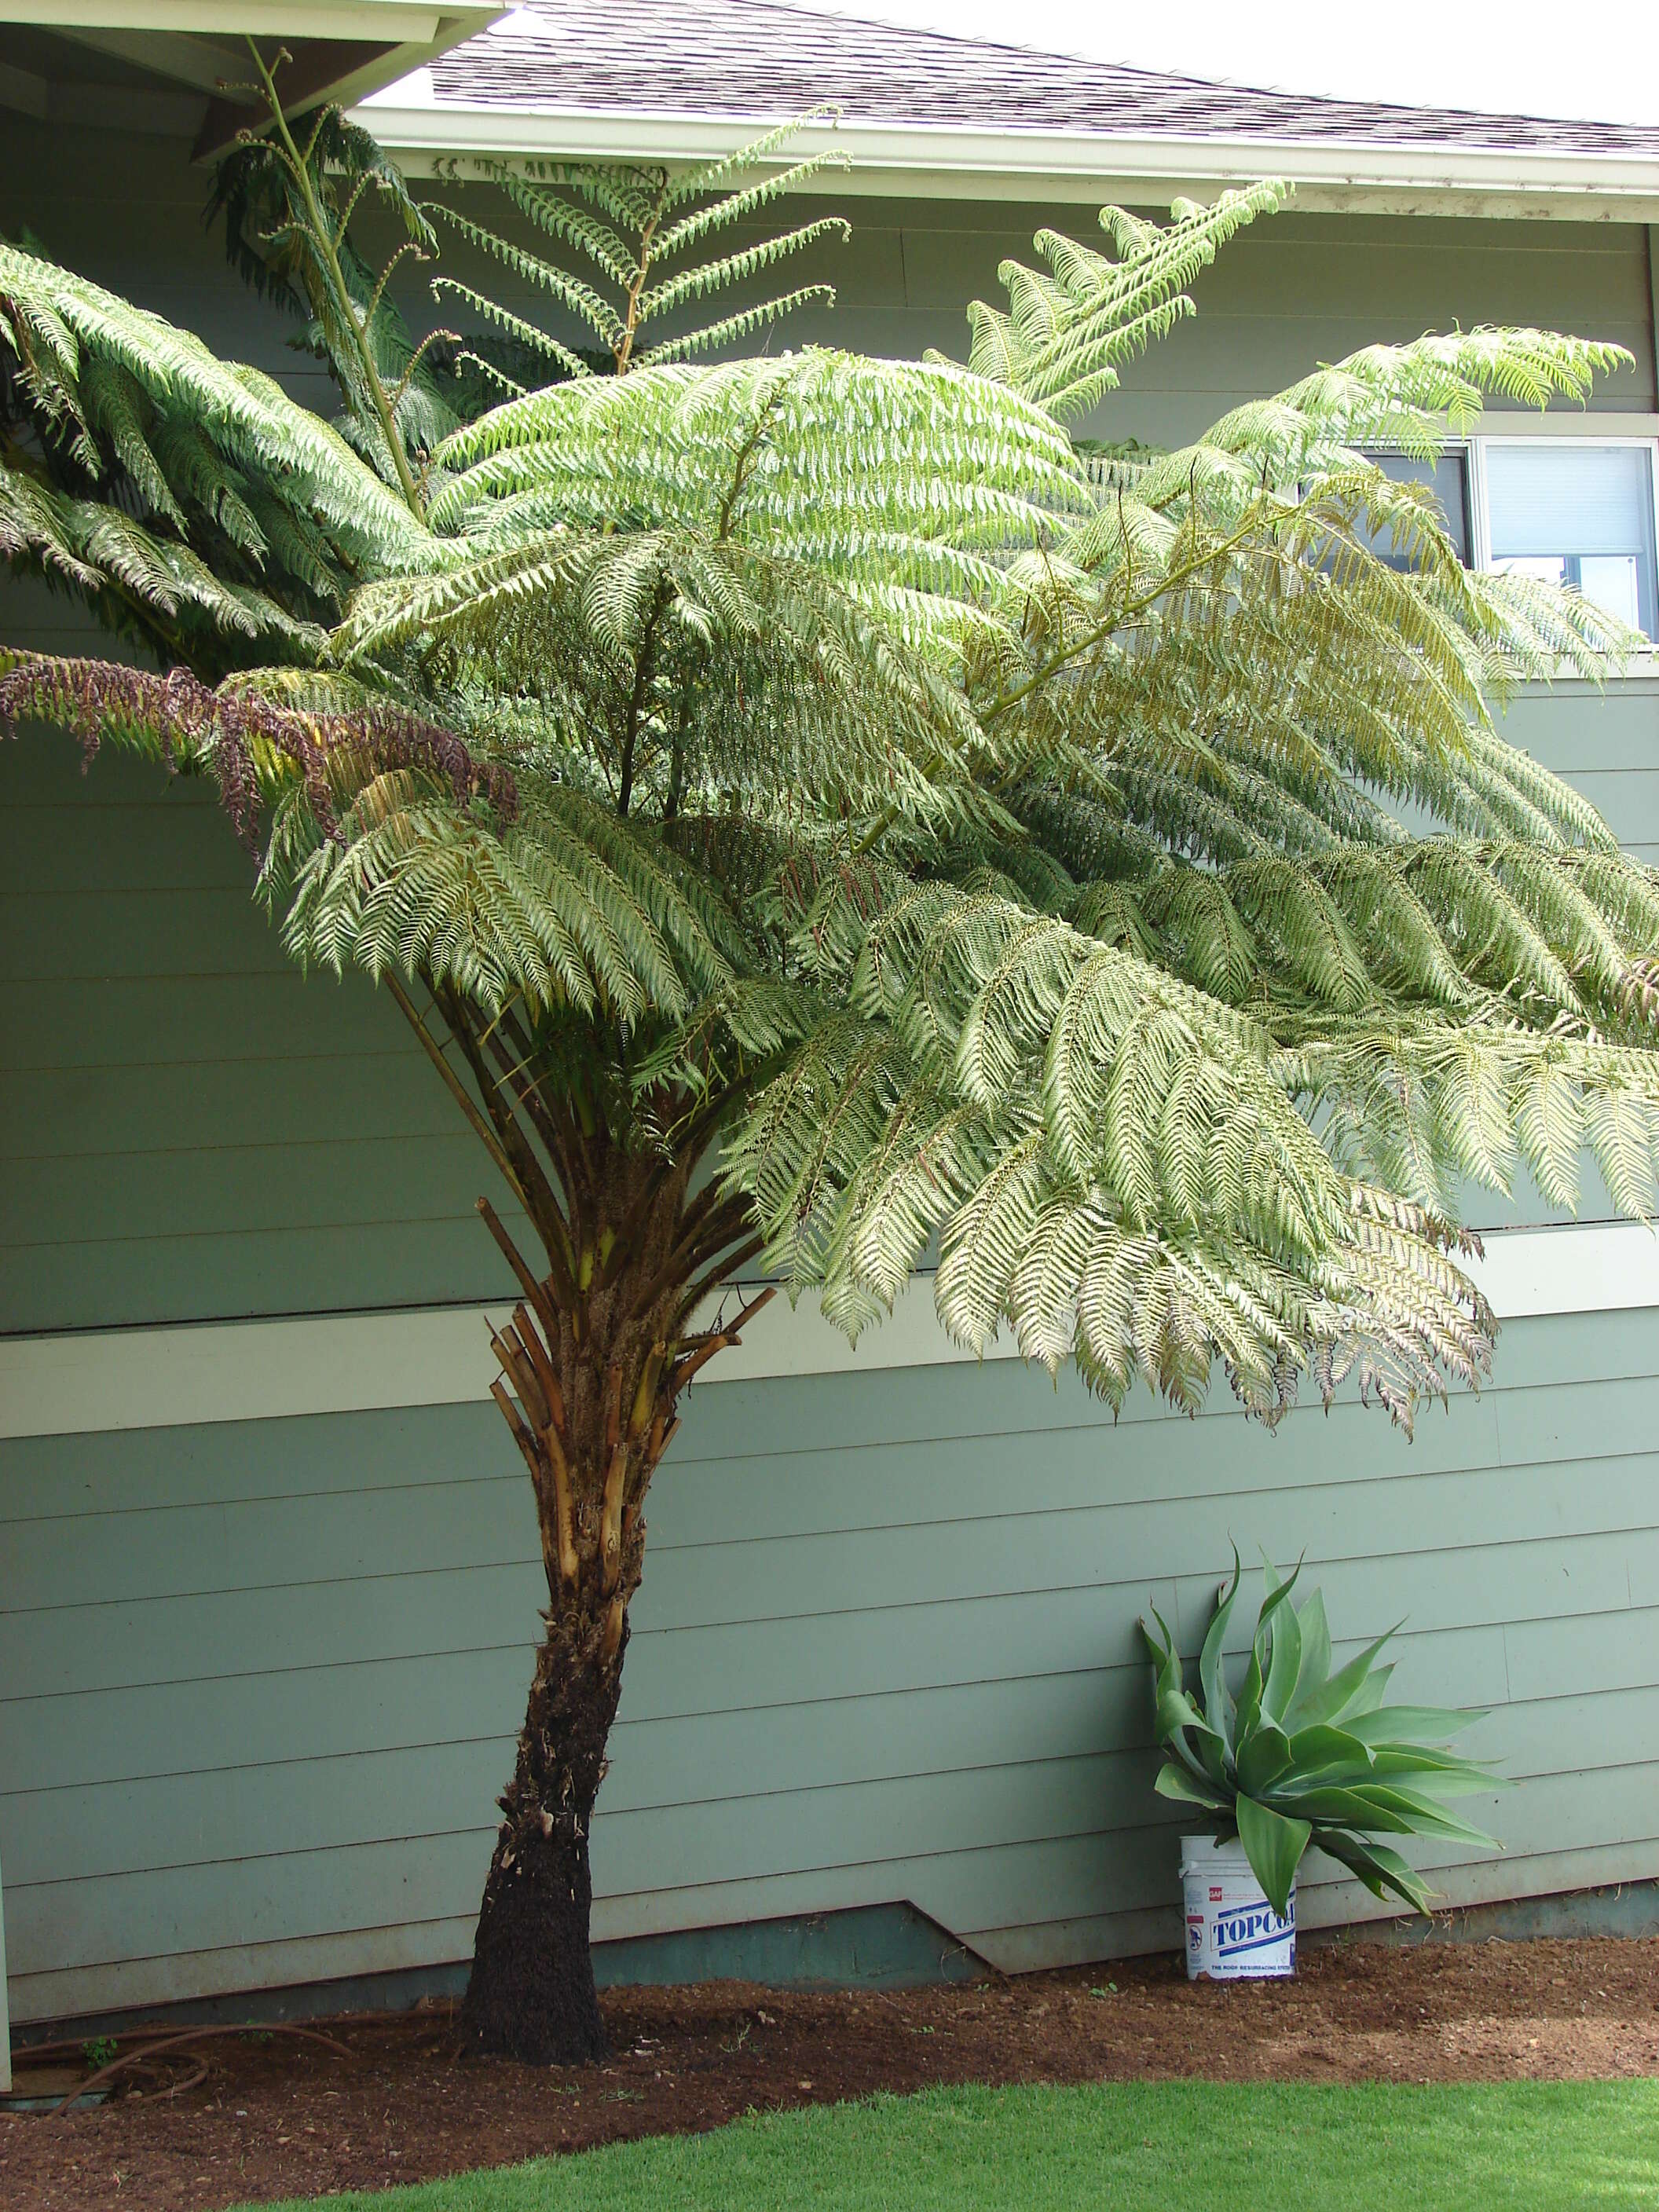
<box><xmin>361</xmin><ymin>0</ymin><xmax>1659</xmax><ymax>218</ymax></box>
<box><xmin>430</xmin><ymin>0</ymin><xmax>1659</xmax><ymax>158</ymax></box>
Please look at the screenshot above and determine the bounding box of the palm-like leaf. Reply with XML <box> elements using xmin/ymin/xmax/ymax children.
<box><xmin>5</xmin><ymin>134</ymin><xmax>1659</xmax><ymax>1439</ymax></box>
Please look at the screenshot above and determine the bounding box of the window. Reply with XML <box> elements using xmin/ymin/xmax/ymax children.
<box><xmin>1357</xmin><ymin>451</ymin><xmax>1471</xmax><ymax>570</ymax></box>
<box><xmin>1355</xmin><ymin>438</ymin><xmax>1659</xmax><ymax>646</ymax></box>
<box><xmin>1484</xmin><ymin>441</ymin><xmax>1658</xmax><ymax>639</ymax></box>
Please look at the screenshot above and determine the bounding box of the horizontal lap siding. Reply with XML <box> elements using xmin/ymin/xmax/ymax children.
<box><xmin>6</xmin><ymin>1312</ymin><xmax>1659</xmax><ymax>2020</ymax></box>
<box><xmin>9</xmin><ymin>681</ymin><xmax>1650</xmax><ymax>1324</ymax></box>
<box><xmin>5</xmin><ymin>115</ymin><xmax>1659</xmax><ymax>2023</ymax></box>
<box><xmin>4</xmin><ymin>126</ymin><xmax>1657</xmax><ymax>1326</ymax></box>
<box><xmin>0</xmin><ymin>735</ymin><xmax>532</xmax><ymax>1327</ymax></box>
<box><xmin>1501</xmin><ymin>682</ymin><xmax>1659</xmax><ymax>873</ymax></box>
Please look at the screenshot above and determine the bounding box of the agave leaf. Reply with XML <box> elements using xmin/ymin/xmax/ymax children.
<box><xmin>1156</xmin><ymin>1686</ymin><xmax>1231</xmax><ymax>1785</ymax></box>
<box><xmin>1296</xmin><ymin>1782</ymin><xmax>1499</xmax><ymax>1847</ymax></box>
<box><xmin>1141</xmin><ymin>1610</ymin><xmax>1190</xmax><ymax>1720</ymax></box>
<box><xmin>1261</xmin><ymin>1585</ymin><xmax>1303</xmax><ymax>1727</ymax></box>
<box><xmin>1366</xmin><ymin>1745</ymin><xmax>1500</xmax><ymax>1792</ymax></box>
<box><xmin>1198</xmin><ymin>1547</ymin><xmax>1243</xmax><ymax>1746</ymax></box>
<box><xmin>1139</xmin><ymin>1607</ymin><xmax>1177</xmax><ymax>1679</ymax></box>
<box><xmin>1283</xmin><ymin>1588</ymin><xmax>1332</xmax><ymax>1727</ymax></box>
<box><xmin>1292</xmin><ymin>1626</ymin><xmax>1401</xmax><ymax>1727</ymax></box>
<box><xmin>1236</xmin><ymin>1719</ymin><xmax>1294</xmax><ymax>1797</ymax></box>
<box><xmin>1345</xmin><ymin>1704</ymin><xmax>1484</xmax><ymax>1745</ymax></box>
<box><xmin>1155</xmin><ymin>1684</ymin><xmax>1215</xmax><ymax>1740</ymax></box>
<box><xmin>1341</xmin><ymin>1661</ymin><xmax>1396</xmax><ymax>1719</ymax></box>
<box><xmin>1351</xmin><ymin>1785</ymin><xmax>1502</xmax><ymax>1848</ymax></box>
<box><xmin>1313</xmin><ymin>1829</ymin><xmax>1437</xmax><ymax>1914</ymax></box>
<box><xmin>1236</xmin><ymin>1793</ymin><xmax>1311</xmax><ymax>1917</ymax></box>
<box><xmin>1154</xmin><ymin>1763</ymin><xmax>1232</xmax><ymax>1813</ymax></box>
<box><xmin>1287</xmin><ymin>1785</ymin><xmax>1419</xmax><ymax>1833</ymax></box>
<box><xmin>1251</xmin><ymin>1558</ymin><xmax>1302</xmax><ymax>1700</ymax></box>
<box><xmin>1255</xmin><ymin>1557</ymin><xmax>1303</xmax><ymax>1636</ymax></box>
<box><xmin>1235</xmin><ymin>1642</ymin><xmax>1266</xmax><ymax>1745</ymax></box>
<box><xmin>1283</xmin><ymin>1722</ymin><xmax>1376</xmax><ymax>1777</ymax></box>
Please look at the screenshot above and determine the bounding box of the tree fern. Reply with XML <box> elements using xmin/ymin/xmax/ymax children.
<box><xmin>6</xmin><ymin>88</ymin><xmax>1659</xmax><ymax>2058</ymax></box>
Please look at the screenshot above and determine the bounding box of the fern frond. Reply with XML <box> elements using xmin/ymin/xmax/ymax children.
<box><xmin>636</xmin><ymin>287</ymin><xmax>838</xmax><ymax>366</ymax></box>
<box><xmin>11</xmin><ymin>127</ymin><xmax>1658</xmax><ymax>1442</ymax></box>
<box><xmin>640</xmin><ymin>221</ymin><xmax>851</xmax><ymax>320</ymax></box>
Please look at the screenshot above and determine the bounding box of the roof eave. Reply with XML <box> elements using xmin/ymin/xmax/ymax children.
<box><xmin>193</xmin><ymin>5</ymin><xmax>505</xmax><ymax>155</ymax></box>
<box><xmin>356</xmin><ymin>93</ymin><xmax>1659</xmax><ymax>220</ymax></box>
<box><xmin>0</xmin><ymin>5</ymin><xmax>506</xmax><ymax>152</ymax></box>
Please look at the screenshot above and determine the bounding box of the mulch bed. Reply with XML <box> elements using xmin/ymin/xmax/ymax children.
<box><xmin>6</xmin><ymin>1936</ymin><xmax>1659</xmax><ymax>2210</ymax></box>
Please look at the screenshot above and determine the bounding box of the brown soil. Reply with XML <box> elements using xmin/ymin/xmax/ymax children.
<box><xmin>6</xmin><ymin>1937</ymin><xmax>1659</xmax><ymax>2211</ymax></box>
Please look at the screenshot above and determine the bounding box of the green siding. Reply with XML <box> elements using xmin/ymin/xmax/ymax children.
<box><xmin>5</xmin><ymin>112</ymin><xmax>1659</xmax><ymax>2027</ymax></box>
<box><xmin>5</xmin><ymin>118</ymin><xmax>1657</xmax><ymax>1329</ymax></box>
<box><xmin>6</xmin><ymin>1314</ymin><xmax>1659</xmax><ymax>2021</ymax></box>
<box><xmin>0</xmin><ymin>715</ymin><xmax>538</xmax><ymax>1329</ymax></box>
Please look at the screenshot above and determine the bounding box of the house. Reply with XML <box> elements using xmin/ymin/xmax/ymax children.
<box><xmin>4</xmin><ymin>0</ymin><xmax>1659</xmax><ymax>2058</ymax></box>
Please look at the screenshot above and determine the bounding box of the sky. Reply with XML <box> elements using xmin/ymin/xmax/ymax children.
<box><xmin>793</xmin><ymin>0</ymin><xmax>1659</xmax><ymax>127</ymax></box>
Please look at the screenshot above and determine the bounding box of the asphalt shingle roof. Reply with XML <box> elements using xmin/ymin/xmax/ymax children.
<box><xmin>428</xmin><ymin>0</ymin><xmax>1659</xmax><ymax>158</ymax></box>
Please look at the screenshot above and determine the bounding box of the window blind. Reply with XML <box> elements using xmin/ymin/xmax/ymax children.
<box><xmin>1485</xmin><ymin>443</ymin><xmax>1657</xmax><ymax>636</ymax></box>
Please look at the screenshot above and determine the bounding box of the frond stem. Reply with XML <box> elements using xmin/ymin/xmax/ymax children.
<box><xmin>617</xmin><ymin>577</ymin><xmax>672</xmax><ymax>818</ymax></box>
<box><xmin>384</xmin><ymin>971</ymin><xmax>526</xmax><ymax>1208</ymax></box>
<box><xmin>247</xmin><ymin>39</ymin><xmax>427</xmax><ymax>521</ymax></box>
<box><xmin>613</xmin><ymin>176</ymin><xmax>667</xmax><ymax>374</ymax></box>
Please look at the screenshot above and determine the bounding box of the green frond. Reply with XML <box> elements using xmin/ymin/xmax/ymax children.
<box><xmin>659</xmin><ymin>112</ymin><xmax>844</xmax><ymax>211</ymax></box>
<box><xmin>966</xmin><ymin>181</ymin><xmax>1287</xmax><ymax>423</ymax></box>
<box><xmin>635</xmin><ymin>286</ymin><xmax>838</xmax><ymax>366</ymax></box>
<box><xmin>640</xmin><ymin>220</ymin><xmax>851</xmax><ymax>320</ymax></box>
<box><xmin>657</xmin><ymin>150</ymin><xmax>851</xmax><ymax>252</ymax></box>
<box><xmin>423</xmin><ymin>202</ymin><xmax>624</xmax><ymax>350</ymax></box>
<box><xmin>1</xmin><ymin>243</ymin><xmax>427</xmax><ymax>560</ymax></box>
<box><xmin>473</xmin><ymin>168</ymin><xmax>639</xmax><ymax>291</ymax></box>
<box><xmin>11</xmin><ymin>120</ymin><xmax>1657</xmax><ymax>1439</ymax></box>
<box><xmin>428</xmin><ymin>277</ymin><xmax>593</xmax><ymax>382</ymax></box>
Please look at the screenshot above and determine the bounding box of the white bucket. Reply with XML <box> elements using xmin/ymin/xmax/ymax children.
<box><xmin>1180</xmin><ymin>1834</ymin><xmax>1296</xmax><ymax>1979</ymax></box>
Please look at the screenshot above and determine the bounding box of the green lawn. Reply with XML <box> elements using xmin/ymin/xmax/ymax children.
<box><xmin>242</xmin><ymin>2077</ymin><xmax>1659</xmax><ymax>2210</ymax></box>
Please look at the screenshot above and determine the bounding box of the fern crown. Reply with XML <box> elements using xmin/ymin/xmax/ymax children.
<box><xmin>4</xmin><ymin>92</ymin><xmax>1656</xmax><ymax>1432</ymax></box>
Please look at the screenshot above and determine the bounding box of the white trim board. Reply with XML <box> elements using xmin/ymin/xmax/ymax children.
<box><xmin>0</xmin><ymin>1221</ymin><xmax>1654</xmax><ymax>1444</ymax></box>
<box><xmin>0</xmin><ymin>4</ymin><xmax>499</xmax><ymax>37</ymax></box>
<box><xmin>359</xmin><ymin>97</ymin><xmax>1659</xmax><ymax>220</ymax></box>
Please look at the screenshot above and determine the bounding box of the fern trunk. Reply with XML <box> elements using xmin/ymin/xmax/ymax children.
<box><xmin>461</xmin><ymin>1588</ymin><xmax>635</xmax><ymax>2061</ymax></box>
<box><xmin>460</xmin><ymin>1134</ymin><xmax>752</xmax><ymax>2062</ymax></box>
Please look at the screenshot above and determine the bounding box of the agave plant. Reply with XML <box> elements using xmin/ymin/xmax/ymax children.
<box><xmin>1141</xmin><ymin>1556</ymin><xmax>1500</xmax><ymax>1916</ymax></box>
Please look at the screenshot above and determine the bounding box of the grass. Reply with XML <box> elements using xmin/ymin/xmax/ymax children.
<box><xmin>240</xmin><ymin>2077</ymin><xmax>1659</xmax><ymax>2210</ymax></box>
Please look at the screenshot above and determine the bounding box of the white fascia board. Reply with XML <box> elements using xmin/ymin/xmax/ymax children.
<box><xmin>0</xmin><ymin>1221</ymin><xmax>1654</xmax><ymax>1442</ymax></box>
<box><xmin>357</xmin><ymin>99</ymin><xmax>1659</xmax><ymax>220</ymax></box>
<box><xmin>0</xmin><ymin>4</ymin><xmax>498</xmax><ymax>35</ymax></box>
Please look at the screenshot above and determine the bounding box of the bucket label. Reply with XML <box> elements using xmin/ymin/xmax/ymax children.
<box><xmin>1214</xmin><ymin>1903</ymin><xmax>1295</xmax><ymax>1961</ymax></box>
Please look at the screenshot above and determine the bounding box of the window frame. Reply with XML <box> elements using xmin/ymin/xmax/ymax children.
<box><xmin>1359</xmin><ymin>427</ymin><xmax>1659</xmax><ymax>658</ymax></box>
<box><xmin>1356</xmin><ymin>445</ymin><xmax>1477</xmax><ymax>570</ymax></box>
<box><xmin>1474</xmin><ymin>431</ymin><xmax>1659</xmax><ymax>633</ymax></box>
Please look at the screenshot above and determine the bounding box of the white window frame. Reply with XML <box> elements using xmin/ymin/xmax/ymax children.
<box><xmin>1351</xmin><ymin>425</ymin><xmax>1659</xmax><ymax>663</ymax></box>
<box><xmin>1466</xmin><ymin>427</ymin><xmax>1659</xmax><ymax>657</ymax></box>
